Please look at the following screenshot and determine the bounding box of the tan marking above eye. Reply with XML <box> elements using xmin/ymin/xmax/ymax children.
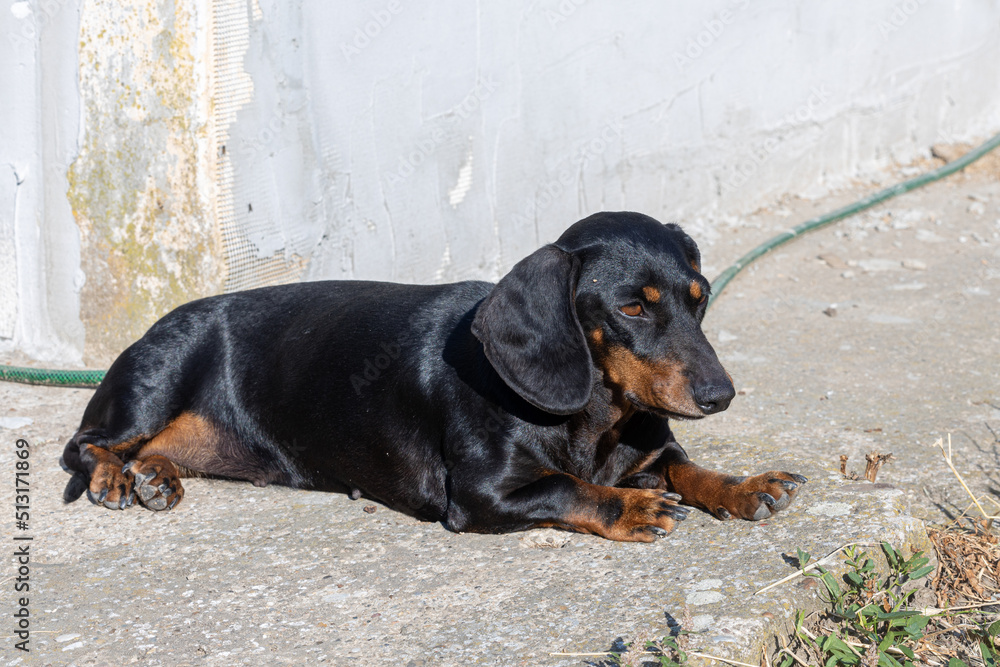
<box><xmin>620</xmin><ymin>303</ymin><xmax>643</xmax><ymax>317</ymax></box>
<box><xmin>641</xmin><ymin>286</ymin><xmax>661</xmax><ymax>303</ymax></box>
<box><xmin>691</xmin><ymin>261</ymin><xmax>700</xmax><ymax>273</ymax></box>
<box><xmin>689</xmin><ymin>281</ymin><xmax>703</xmax><ymax>301</ymax></box>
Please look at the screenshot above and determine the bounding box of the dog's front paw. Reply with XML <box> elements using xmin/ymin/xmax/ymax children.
<box><xmin>711</xmin><ymin>471</ymin><xmax>807</xmax><ymax>521</ymax></box>
<box><xmin>600</xmin><ymin>489</ymin><xmax>691</xmax><ymax>542</ymax></box>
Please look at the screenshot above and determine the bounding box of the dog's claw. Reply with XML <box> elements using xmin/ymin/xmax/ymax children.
<box><xmin>649</xmin><ymin>526</ymin><xmax>668</xmax><ymax>538</ymax></box>
<box><xmin>775</xmin><ymin>479</ymin><xmax>798</xmax><ymax>491</ymax></box>
<box><xmin>663</xmin><ymin>492</ymin><xmax>682</xmax><ymax>501</ymax></box>
<box><xmin>663</xmin><ymin>506</ymin><xmax>689</xmax><ymax>521</ymax></box>
<box><xmin>752</xmin><ymin>494</ymin><xmax>776</xmax><ymax>520</ymax></box>
<box><xmin>97</xmin><ymin>489</ymin><xmax>108</xmax><ymax>504</ymax></box>
<box><xmin>716</xmin><ymin>507</ymin><xmax>731</xmax><ymax>520</ymax></box>
<box><xmin>789</xmin><ymin>473</ymin><xmax>808</xmax><ymax>484</ymax></box>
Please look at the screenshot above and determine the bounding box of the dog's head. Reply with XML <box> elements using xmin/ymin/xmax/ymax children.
<box><xmin>472</xmin><ymin>211</ymin><xmax>734</xmax><ymax>417</ymax></box>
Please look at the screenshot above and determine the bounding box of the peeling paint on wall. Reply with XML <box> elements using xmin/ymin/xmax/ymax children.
<box><xmin>67</xmin><ymin>0</ymin><xmax>221</xmax><ymax>365</ymax></box>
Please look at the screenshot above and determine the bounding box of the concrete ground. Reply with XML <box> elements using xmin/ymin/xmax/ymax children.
<box><xmin>1</xmin><ymin>150</ymin><xmax>998</xmax><ymax>666</ymax></box>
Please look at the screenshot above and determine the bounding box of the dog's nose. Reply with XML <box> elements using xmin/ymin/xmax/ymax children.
<box><xmin>693</xmin><ymin>382</ymin><xmax>735</xmax><ymax>415</ymax></box>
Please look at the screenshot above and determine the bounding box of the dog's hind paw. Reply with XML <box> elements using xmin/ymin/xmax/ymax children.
<box><xmin>123</xmin><ymin>456</ymin><xmax>184</xmax><ymax>511</ymax></box>
<box><xmin>84</xmin><ymin>451</ymin><xmax>134</xmax><ymax>510</ymax></box>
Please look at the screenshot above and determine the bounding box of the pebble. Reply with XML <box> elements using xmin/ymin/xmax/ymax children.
<box><xmin>858</xmin><ymin>259</ymin><xmax>901</xmax><ymax>272</ymax></box>
<box><xmin>717</xmin><ymin>330</ymin><xmax>738</xmax><ymax>343</ymax></box>
<box><xmin>690</xmin><ymin>614</ymin><xmax>714</xmax><ymax>632</ymax></box>
<box><xmin>818</xmin><ymin>254</ymin><xmax>848</xmax><ymax>269</ymax></box>
<box><xmin>690</xmin><ymin>578</ymin><xmax>723</xmax><ymax>591</ymax></box>
<box><xmin>806</xmin><ymin>501</ymin><xmax>851</xmax><ymax>517</ymax></box>
<box><xmin>686</xmin><ymin>590</ymin><xmax>726</xmax><ymax>605</ymax></box>
<box><xmin>915</xmin><ymin>229</ymin><xmax>947</xmax><ymax>243</ymax></box>
<box><xmin>519</xmin><ymin>530</ymin><xmax>571</xmax><ymax>548</ymax></box>
<box><xmin>0</xmin><ymin>416</ymin><xmax>33</xmax><ymax>429</ymax></box>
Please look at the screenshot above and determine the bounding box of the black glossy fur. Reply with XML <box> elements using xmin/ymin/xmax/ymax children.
<box><xmin>62</xmin><ymin>212</ymin><xmax>806</xmax><ymax>540</ymax></box>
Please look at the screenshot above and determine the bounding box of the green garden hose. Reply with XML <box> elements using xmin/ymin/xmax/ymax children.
<box><xmin>0</xmin><ymin>365</ymin><xmax>106</xmax><ymax>388</ymax></box>
<box><xmin>707</xmin><ymin>130</ymin><xmax>1000</xmax><ymax>308</ymax></box>
<box><xmin>2</xmin><ymin>130</ymin><xmax>999</xmax><ymax>389</ymax></box>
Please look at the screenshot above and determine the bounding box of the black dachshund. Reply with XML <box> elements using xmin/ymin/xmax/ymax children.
<box><xmin>61</xmin><ymin>211</ymin><xmax>805</xmax><ymax>541</ymax></box>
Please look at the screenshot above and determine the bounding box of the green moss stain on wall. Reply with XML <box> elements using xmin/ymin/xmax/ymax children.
<box><xmin>68</xmin><ymin>0</ymin><xmax>221</xmax><ymax>365</ymax></box>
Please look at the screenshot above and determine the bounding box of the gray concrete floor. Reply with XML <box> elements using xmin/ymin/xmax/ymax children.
<box><xmin>1</xmin><ymin>155</ymin><xmax>997</xmax><ymax>666</ymax></box>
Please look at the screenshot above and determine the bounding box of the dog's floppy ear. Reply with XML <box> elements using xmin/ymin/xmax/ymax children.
<box><xmin>663</xmin><ymin>222</ymin><xmax>702</xmax><ymax>273</ymax></box>
<box><xmin>472</xmin><ymin>245</ymin><xmax>593</xmax><ymax>415</ymax></box>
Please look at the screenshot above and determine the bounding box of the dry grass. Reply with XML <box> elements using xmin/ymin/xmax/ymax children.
<box><xmin>776</xmin><ymin>436</ymin><xmax>999</xmax><ymax>666</ymax></box>
<box><xmin>928</xmin><ymin>521</ymin><xmax>999</xmax><ymax>610</ymax></box>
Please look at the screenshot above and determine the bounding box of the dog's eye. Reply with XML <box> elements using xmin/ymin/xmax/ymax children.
<box><xmin>620</xmin><ymin>303</ymin><xmax>643</xmax><ymax>317</ymax></box>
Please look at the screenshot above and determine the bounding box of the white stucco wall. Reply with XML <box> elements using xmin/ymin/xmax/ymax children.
<box><xmin>226</xmin><ymin>0</ymin><xmax>1000</xmax><ymax>289</ymax></box>
<box><xmin>2</xmin><ymin>0</ymin><xmax>1000</xmax><ymax>363</ymax></box>
<box><xmin>1</xmin><ymin>0</ymin><xmax>84</xmax><ymax>363</ymax></box>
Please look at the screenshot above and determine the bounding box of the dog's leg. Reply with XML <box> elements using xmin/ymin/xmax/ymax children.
<box><xmin>62</xmin><ymin>412</ymin><xmax>216</xmax><ymax>512</ymax></box>
<box><xmin>655</xmin><ymin>440</ymin><xmax>807</xmax><ymax>520</ymax></box>
<box><xmin>450</xmin><ymin>473</ymin><xmax>690</xmax><ymax>542</ymax></box>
